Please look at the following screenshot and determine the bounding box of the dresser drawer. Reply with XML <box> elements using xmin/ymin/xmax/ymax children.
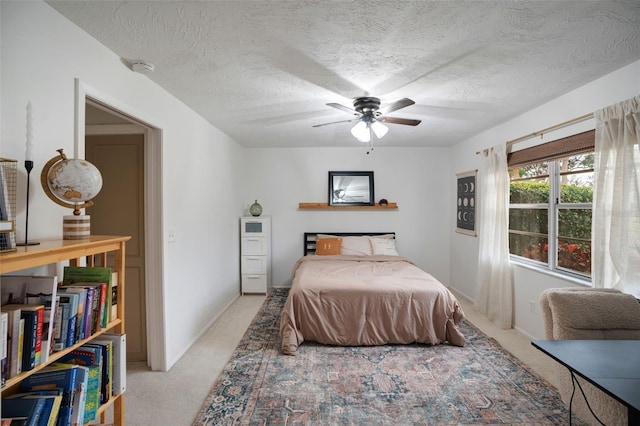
<box><xmin>241</xmin><ymin>237</ymin><xmax>267</xmax><ymax>255</ymax></box>
<box><xmin>241</xmin><ymin>218</ymin><xmax>270</xmax><ymax>237</ymax></box>
<box><xmin>242</xmin><ymin>274</ymin><xmax>267</xmax><ymax>294</ymax></box>
<box><xmin>241</xmin><ymin>255</ymin><xmax>267</xmax><ymax>274</ymax></box>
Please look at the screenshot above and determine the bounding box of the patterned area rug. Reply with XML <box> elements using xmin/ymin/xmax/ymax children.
<box><xmin>194</xmin><ymin>289</ymin><xmax>585</xmax><ymax>425</ymax></box>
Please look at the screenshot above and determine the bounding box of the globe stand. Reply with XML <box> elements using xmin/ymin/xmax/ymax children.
<box><xmin>16</xmin><ymin>160</ymin><xmax>40</xmax><ymax>246</ymax></box>
<box><xmin>63</xmin><ymin>213</ymin><xmax>91</xmax><ymax>240</ymax></box>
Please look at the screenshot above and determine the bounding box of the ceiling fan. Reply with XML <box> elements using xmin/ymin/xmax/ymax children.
<box><xmin>313</xmin><ymin>97</ymin><xmax>421</xmax><ymax>143</ymax></box>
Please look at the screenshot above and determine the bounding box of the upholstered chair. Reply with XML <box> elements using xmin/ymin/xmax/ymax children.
<box><xmin>540</xmin><ymin>287</ymin><xmax>640</xmax><ymax>426</ymax></box>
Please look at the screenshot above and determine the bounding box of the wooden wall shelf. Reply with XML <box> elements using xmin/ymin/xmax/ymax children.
<box><xmin>298</xmin><ymin>202</ymin><xmax>398</xmax><ymax>210</ymax></box>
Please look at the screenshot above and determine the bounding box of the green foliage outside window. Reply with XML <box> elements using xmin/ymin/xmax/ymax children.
<box><xmin>509</xmin><ymin>180</ymin><xmax>592</xmax><ymax>275</ymax></box>
<box><xmin>510</xmin><ymin>181</ymin><xmax>549</xmax><ymax>203</ymax></box>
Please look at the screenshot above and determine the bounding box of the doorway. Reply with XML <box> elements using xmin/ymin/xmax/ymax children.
<box><xmin>74</xmin><ymin>79</ymin><xmax>166</xmax><ymax>371</ymax></box>
<box><xmin>85</xmin><ymin>103</ymin><xmax>147</xmax><ymax>362</ymax></box>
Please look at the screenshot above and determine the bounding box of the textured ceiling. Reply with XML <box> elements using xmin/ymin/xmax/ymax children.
<box><xmin>46</xmin><ymin>1</ymin><xmax>640</xmax><ymax>148</ymax></box>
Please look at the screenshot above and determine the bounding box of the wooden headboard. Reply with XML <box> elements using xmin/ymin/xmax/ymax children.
<box><xmin>304</xmin><ymin>232</ymin><xmax>395</xmax><ymax>256</ymax></box>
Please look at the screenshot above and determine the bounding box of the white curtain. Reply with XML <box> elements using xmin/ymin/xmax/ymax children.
<box><xmin>593</xmin><ymin>96</ymin><xmax>640</xmax><ymax>298</ymax></box>
<box><xmin>474</xmin><ymin>142</ymin><xmax>513</xmax><ymax>329</ymax></box>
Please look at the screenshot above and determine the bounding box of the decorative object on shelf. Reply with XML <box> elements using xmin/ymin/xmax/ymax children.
<box><xmin>0</xmin><ymin>158</ymin><xmax>18</xmax><ymax>252</ymax></box>
<box><xmin>17</xmin><ymin>102</ymin><xmax>40</xmax><ymax>246</ymax></box>
<box><xmin>328</xmin><ymin>171</ymin><xmax>374</xmax><ymax>206</ymax></box>
<box><xmin>456</xmin><ymin>170</ymin><xmax>477</xmax><ymax>237</ymax></box>
<box><xmin>249</xmin><ymin>200</ymin><xmax>263</xmax><ymax>217</ymax></box>
<box><xmin>379</xmin><ymin>198</ymin><xmax>388</xmax><ymax>206</ymax></box>
<box><xmin>40</xmin><ymin>149</ymin><xmax>103</xmax><ymax>239</ymax></box>
<box><xmin>18</xmin><ymin>103</ymin><xmax>39</xmax><ymax>246</ymax></box>
<box><xmin>18</xmin><ymin>160</ymin><xmax>39</xmax><ymax>246</ymax></box>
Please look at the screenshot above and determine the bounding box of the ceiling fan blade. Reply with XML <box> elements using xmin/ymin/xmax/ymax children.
<box><xmin>326</xmin><ymin>102</ymin><xmax>359</xmax><ymax>116</ymax></box>
<box><xmin>380</xmin><ymin>116</ymin><xmax>422</xmax><ymax>126</ymax></box>
<box><xmin>312</xmin><ymin>118</ymin><xmax>359</xmax><ymax>128</ymax></box>
<box><xmin>378</xmin><ymin>98</ymin><xmax>415</xmax><ymax>115</ymax></box>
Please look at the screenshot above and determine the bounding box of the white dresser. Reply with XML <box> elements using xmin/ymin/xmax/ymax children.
<box><xmin>240</xmin><ymin>216</ymin><xmax>271</xmax><ymax>294</ymax></box>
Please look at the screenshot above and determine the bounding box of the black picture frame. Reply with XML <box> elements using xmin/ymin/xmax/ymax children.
<box><xmin>328</xmin><ymin>171</ymin><xmax>375</xmax><ymax>206</ymax></box>
<box><xmin>455</xmin><ymin>170</ymin><xmax>477</xmax><ymax>236</ymax></box>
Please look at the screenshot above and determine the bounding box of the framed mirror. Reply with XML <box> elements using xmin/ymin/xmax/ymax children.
<box><xmin>328</xmin><ymin>171</ymin><xmax>374</xmax><ymax>206</ymax></box>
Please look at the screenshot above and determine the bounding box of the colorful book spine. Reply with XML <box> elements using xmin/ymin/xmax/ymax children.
<box><xmin>76</xmin><ymin>344</ymin><xmax>105</xmax><ymax>405</ymax></box>
<box><xmin>53</xmin><ymin>302</ymin><xmax>71</xmax><ymax>351</ymax></box>
<box><xmin>20</xmin><ymin>364</ymin><xmax>81</xmax><ymax>426</ymax></box>
<box><xmin>97</xmin><ymin>283</ymin><xmax>107</xmax><ymax>331</ymax></box>
<box><xmin>0</xmin><ymin>396</ymin><xmax>46</xmax><ymax>426</ymax></box>
<box><xmin>70</xmin><ymin>365</ymin><xmax>88</xmax><ymax>426</ymax></box>
<box><xmin>56</xmin><ymin>349</ymin><xmax>99</xmax><ymax>424</ymax></box>
<box><xmin>32</xmin><ymin>306</ymin><xmax>44</xmax><ymax>366</ymax></box>
<box><xmin>101</xmin><ymin>333</ymin><xmax>126</xmax><ymax>395</ymax></box>
<box><xmin>1</xmin><ymin>311</ymin><xmax>7</xmax><ymax>387</ymax></box>
<box><xmin>46</xmin><ymin>393</ymin><xmax>63</xmax><ymax>426</ymax></box>
<box><xmin>87</xmin><ymin>340</ymin><xmax>113</xmax><ymax>403</ymax></box>
<box><xmin>7</xmin><ymin>275</ymin><xmax>59</xmax><ymax>363</ymax></box>
<box><xmin>72</xmin><ymin>288</ymin><xmax>87</xmax><ymax>342</ymax></box>
<box><xmin>62</xmin><ymin>267</ymin><xmax>112</xmax><ymax>332</ymax></box>
<box><xmin>81</xmin><ymin>364</ymin><xmax>99</xmax><ymax>424</ymax></box>
<box><xmin>9</xmin><ymin>391</ymin><xmax>65</xmax><ymax>426</ymax></box>
<box><xmin>110</xmin><ymin>272</ymin><xmax>118</xmax><ymax>322</ymax></box>
<box><xmin>6</xmin><ymin>394</ymin><xmax>62</xmax><ymax>426</ymax></box>
<box><xmin>19</xmin><ymin>308</ymin><xmax>42</xmax><ymax>372</ymax></box>
<box><xmin>38</xmin><ymin>393</ymin><xmax>63</xmax><ymax>426</ymax></box>
<box><xmin>55</xmin><ymin>294</ymin><xmax>78</xmax><ymax>348</ymax></box>
<box><xmin>41</xmin><ymin>295</ymin><xmax>59</xmax><ymax>363</ymax></box>
<box><xmin>53</xmin><ymin>299</ymin><xmax>64</xmax><ymax>350</ymax></box>
<box><xmin>57</xmin><ymin>288</ymin><xmax>88</xmax><ymax>341</ymax></box>
<box><xmin>2</xmin><ymin>305</ymin><xmax>23</xmax><ymax>378</ymax></box>
<box><xmin>88</xmin><ymin>286</ymin><xmax>100</xmax><ymax>335</ymax></box>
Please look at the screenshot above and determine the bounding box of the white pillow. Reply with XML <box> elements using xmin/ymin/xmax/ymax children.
<box><xmin>370</xmin><ymin>237</ymin><xmax>399</xmax><ymax>256</ymax></box>
<box><xmin>316</xmin><ymin>234</ymin><xmax>373</xmax><ymax>255</ymax></box>
<box><xmin>372</xmin><ymin>234</ymin><xmax>395</xmax><ymax>239</ymax></box>
<box><xmin>341</xmin><ymin>236</ymin><xmax>373</xmax><ymax>255</ymax></box>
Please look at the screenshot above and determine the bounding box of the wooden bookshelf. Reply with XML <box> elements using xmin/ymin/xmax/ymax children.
<box><xmin>298</xmin><ymin>202</ymin><xmax>398</xmax><ymax>210</ymax></box>
<box><xmin>0</xmin><ymin>235</ymin><xmax>131</xmax><ymax>426</ymax></box>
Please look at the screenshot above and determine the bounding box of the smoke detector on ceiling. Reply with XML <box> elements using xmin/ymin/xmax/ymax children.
<box><xmin>131</xmin><ymin>61</ymin><xmax>155</xmax><ymax>74</ymax></box>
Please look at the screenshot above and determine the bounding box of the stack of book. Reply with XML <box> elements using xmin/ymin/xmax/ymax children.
<box><xmin>1</xmin><ymin>333</ymin><xmax>126</xmax><ymax>426</ymax></box>
<box><xmin>1</xmin><ymin>267</ymin><xmax>126</xmax><ymax>425</ymax></box>
<box><xmin>1</xmin><ymin>275</ymin><xmax>58</xmax><ymax>380</ymax></box>
<box><xmin>0</xmin><ymin>267</ymin><xmax>116</xmax><ymax>385</ymax></box>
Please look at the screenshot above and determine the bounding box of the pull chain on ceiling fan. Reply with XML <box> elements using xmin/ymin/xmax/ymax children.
<box><xmin>313</xmin><ymin>97</ymin><xmax>421</xmax><ymax>144</ymax></box>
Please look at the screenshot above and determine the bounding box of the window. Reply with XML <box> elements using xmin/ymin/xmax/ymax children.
<box><xmin>508</xmin><ymin>130</ymin><xmax>594</xmax><ymax>278</ymax></box>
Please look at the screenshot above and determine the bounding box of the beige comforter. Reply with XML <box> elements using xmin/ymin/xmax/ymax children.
<box><xmin>280</xmin><ymin>255</ymin><xmax>465</xmax><ymax>355</ymax></box>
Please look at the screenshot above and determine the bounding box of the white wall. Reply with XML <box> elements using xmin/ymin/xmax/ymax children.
<box><xmin>449</xmin><ymin>60</ymin><xmax>640</xmax><ymax>339</ymax></box>
<box><xmin>242</xmin><ymin>147</ymin><xmax>453</xmax><ymax>287</ymax></box>
<box><xmin>1</xmin><ymin>1</ymin><xmax>246</xmax><ymax>370</ymax></box>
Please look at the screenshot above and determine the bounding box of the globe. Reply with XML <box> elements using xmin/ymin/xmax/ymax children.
<box><xmin>41</xmin><ymin>149</ymin><xmax>103</xmax><ymax>215</ymax></box>
<box><xmin>47</xmin><ymin>159</ymin><xmax>102</xmax><ymax>204</ymax></box>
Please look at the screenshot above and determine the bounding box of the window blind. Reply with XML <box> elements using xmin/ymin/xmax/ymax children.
<box><xmin>507</xmin><ymin>129</ymin><xmax>595</xmax><ymax>168</ymax></box>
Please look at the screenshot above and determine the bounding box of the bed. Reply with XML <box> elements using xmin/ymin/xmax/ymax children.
<box><xmin>280</xmin><ymin>232</ymin><xmax>466</xmax><ymax>355</ymax></box>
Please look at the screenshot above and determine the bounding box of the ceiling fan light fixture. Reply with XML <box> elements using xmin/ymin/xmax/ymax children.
<box><xmin>371</xmin><ymin>121</ymin><xmax>388</xmax><ymax>139</ymax></box>
<box><xmin>351</xmin><ymin>121</ymin><xmax>370</xmax><ymax>142</ymax></box>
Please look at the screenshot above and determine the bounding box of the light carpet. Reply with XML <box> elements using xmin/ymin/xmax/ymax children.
<box><xmin>194</xmin><ymin>288</ymin><xmax>585</xmax><ymax>425</ymax></box>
